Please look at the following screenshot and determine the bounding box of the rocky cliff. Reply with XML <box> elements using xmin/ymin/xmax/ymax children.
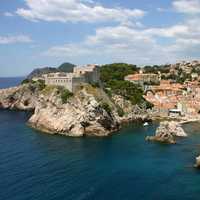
<box><xmin>0</xmin><ymin>81</ymin><xmax>151</xmax><ymax>137</ymax></box>
<box><xmin>1</xmin><ymin>82</ymin><xmax>140</xmax><ymax>136</ymax></box>
<box><xmin>28</xmin><ymin>85</ymin><xmax>120</xmax><ymax>136</ymax></box>
<box><xmin>0</xmin><ymin>83</ymin><xmax>40</xmax><ymax>110</ymax></box>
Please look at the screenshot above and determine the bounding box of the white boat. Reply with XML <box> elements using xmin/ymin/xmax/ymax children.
<box><xmin>143</xmin><ymin>122</ymin><xmax>149</xmax><ymax>126</ymax></box>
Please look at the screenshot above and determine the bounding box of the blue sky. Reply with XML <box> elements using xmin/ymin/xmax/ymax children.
<box><xmin>1</xmin><ymin>0</ymin><xmax>200</xmax><ymax>77</ymax></box>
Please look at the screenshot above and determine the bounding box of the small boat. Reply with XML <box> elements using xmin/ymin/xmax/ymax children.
<box><xmin>143</xmin><ymin>122</ymin><xmax>149</xmax><ymax>126</ymax></box>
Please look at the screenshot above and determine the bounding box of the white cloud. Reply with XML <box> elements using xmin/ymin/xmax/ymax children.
<box><xmin>44</xmin><ymin>25</ymin><xmax>173</xmax><ymax>64</ymax></box>
<box><xmin>173</xmin><ymin>0</ymin><xmax>200</xmax><ymax>14</ymax></box>
<box><xmin>144</xmin><ymin>25</ymin><xmax>189</xmax><ymax>38</ymax></box>
<box><xmin>3</xmin><ymin>12</ymin><xmax>14</xmax><ymax>17</ymax></box>
<box><xmin>16</xmin><ymin>0</ymin><xmax>145</xmax><ymax>23</ymax></box>
<box><xmin>44</xmin><ymin>12</ymin><xmax>200</xmax><ymax>64</ymax></box>
<box><xmin>0</xmin><ymin>35</ymin><xmax>32</xmax><ymax>44</ymax></box>
<box><xmin>13</xmin><ymin>0</ymin><xmax>200</xmax><ymax>64</ymax></box>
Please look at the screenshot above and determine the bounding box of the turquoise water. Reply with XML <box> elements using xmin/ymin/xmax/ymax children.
<box><xmin>1</xmin><ymin>78</ymin><xmax>200</xmax><ymax>199</ymax></box>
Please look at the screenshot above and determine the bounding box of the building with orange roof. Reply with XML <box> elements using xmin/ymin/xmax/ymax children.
<box><xmin>124</xmin><ymin>71</ymin><xmax>160</xmax><ymax>88</ymax></box>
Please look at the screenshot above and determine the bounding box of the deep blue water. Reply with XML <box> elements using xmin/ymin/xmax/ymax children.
<box><xmin>0</xmin><ymin>77</ymin><xmax>24</xmax><ymax>89</ymax></box>
<box><xmin>1</xmin><ymin>78</ymin><xmax>200</xmax><ymax>200</ymax></box>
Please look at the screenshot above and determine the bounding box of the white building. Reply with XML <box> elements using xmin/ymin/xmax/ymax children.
<box><xmin>43</xmin><ymin>64</ymin><xmax>100</xmax><ymax>92</ymax></box>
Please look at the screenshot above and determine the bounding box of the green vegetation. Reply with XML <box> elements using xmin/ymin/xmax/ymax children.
<box><xmin>21</xmin><ymin>79</ymin><xmax>46</xmax><ymax>91</ymax></box>
<box><xmin>58</xmin><ymin>62</ymin><xmax>75</xmax><ymax>72</ymax></box>
<box><xmin>143</xmin><ymin>65</ymin><xmax>170</xmax><ymax>74</ymax></box>
<box><xmin>161</xmin><ymin>71</ymin><xmax>192</xmax><ymax>83</ymax></box>
<box><xmin>37</xmin><ymin>79</ymin><xmax>46</xmax><ymax>91</ymax></box>
<box><xmin>100</xmin><ymin>63</ymin><xmax>138</xmax><ymax>83</ymax></box>
<box><xmin>116</xmin><ymin>105</ymin><xmax>124</xmax><ymax>117</ymax></box>
<box><xmin>27</xmin><ymin>67</ymin><xmax>58</xmax><ymax>80</ymax></box>
<box><xmin>191</xmin><ymin>66</ymin><xmax>200</xmax><ymax>75</ymax></box>
<box><xmin>27</xmin><ymin>62</ymin><xmax>75</xmax><ymax>79</ymax></box>
<box><xmin>90</xmin><ymin>82</ymin><xmax>100</xmax><ymax>88</ymax></box>
<box><xmin>21</xmin><ymin>79</ymin><xmax>37</xmax><ymax>85</ymax></box>
<box><xmin>42</xmin><ymin>85</ymin><xmax>57</xmax><ymax>95</ymax></box>
<box><xmin>177</xmin><ymin>73</ymin><xmax>192</xmax><ymax>83</ymax></box>
<box><xmin>145</xmin><ymin>101</ymin><xmax>154</xmax><ymax>109</ymax></box>
<box><xmin>100</xmin><ymin>63</ymin><xmax>151</xmax><ymax>107</ymax></box>
<box><xmin>21</xmin><ymin>79</ymin><xmax>31</xmax><ymax>85</ymax></box>
<box><xmin>60</xmin><ymin>87</ymin><xmax>73</xmax><ymax>104</ymax></box>
<box><xmin>107</xmin><ymin>80</ymin><xmax>144</xmax><ymax>105</ymax></box>
<box><xmin>100</xmin><ymin>102</ymin><xmax>112</xmax><ymax>115</ymax></box>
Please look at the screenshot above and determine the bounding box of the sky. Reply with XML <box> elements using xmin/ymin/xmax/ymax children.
<box><xmin>1</xmin><ymin>0</ymin><xmax>200</xmax><ymax>77</ymax></box>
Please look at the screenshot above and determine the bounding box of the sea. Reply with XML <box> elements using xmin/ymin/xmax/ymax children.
<box><xmin>0</xmin><ymin>77</ymin><xmax>200</xmax><ymax>200</ymax></box>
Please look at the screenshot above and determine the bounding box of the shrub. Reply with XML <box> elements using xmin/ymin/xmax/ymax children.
<box><xmin>21</xmin><ymin>79</ymin><xmax>30</xmax><ymax>84</ymax></box>
<box><xmin>60</xmin><ymin>88</ymin><xmax>73</xmax><ymax>104</ymax></box>
<box><xmin>90</xmin><ymin>82</ymin><xmax>100</xmax><ymax>88</ymax></box>
<box><xmin>37</xmin><ymin>79</ymin><xmax>46</xmax><ymax>90</ymax></box>
<box><xmin>102</xmin><ymin>88</ymin><xmax>112</xmax><ymax>97</ymax></box>
<box><xmin>145</xmin><ymin>101</ymin><xmax>154</xmax><ymax>109</ymax></box>
<box><xmin>100</xmin><ymin>102</ymin><xmax>112</xmax><ymax>115</ymax></box>
<box><xmin>21</xmin><ymin>79</ymin><xmax>38</xmax><ymax>85</ymax></box>
<box><xmin>100</xmin><ymin>63</ymin><xmax>138</xmax><ymax>83</ymax></box>
<box><xmin>105</xmin><ymin>80</ymin><xmax>144</xmax><ymax>105</ymax></box>
<box><xmin>100</xmin><ymin>64</ymin><xmax>147</xmax><ymax>106</ymax></box>
<box><xmin>116</xmin><ymin>105</ymin><xmax>124</xmax><ymax>117</ymax></box>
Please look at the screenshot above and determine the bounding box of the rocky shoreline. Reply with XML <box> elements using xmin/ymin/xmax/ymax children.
<box><xmin>2</xmin><ymin>82</ymin><xmax>200</xmax><ymax>168</ymax></box>
<box><xmin>0</xmin><ymin>83</ymin><xmax>151</xmax><ymax>137</ymax></box>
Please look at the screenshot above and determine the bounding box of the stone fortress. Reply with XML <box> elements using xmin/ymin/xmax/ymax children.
<box><xmin>42</xmin><ymin>64</ymin><xmax>100</xmax><ymax>92</ymax></box>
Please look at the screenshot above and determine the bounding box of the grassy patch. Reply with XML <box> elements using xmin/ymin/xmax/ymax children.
<box><xmin>42</xmin><ymin>85</ymin><xmax>57</xmax><ymax>95</ymax></box>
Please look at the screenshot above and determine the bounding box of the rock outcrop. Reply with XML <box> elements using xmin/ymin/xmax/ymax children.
<box><xmin>146</xmin><ymin>121</ymin><xmax>187</xmax><ymax>144</ymax></box>
<box><xmin>112</xmin><ymin>94</ymin><xmax>151</xmax><ymax>122</ymax></box>
<box><xmin>0</xmin><ymin>83</ymin><xmax>122</xmax><ymax>137</ymax></box>
<box><xmin>0</xmin><ymin>81</ymin><xmax>152</xmax><ymax>137</ymax></box>
<box><xmin>0</xmin><ymin>83</ymin><xmax>40</xmax><ymax>110</ymax></box>
<box><xmin>194</xmin><ymin>155</ymin><xmax>200</xmax><ymax>168</ymax></box>
<box><xmin>28</xmin><ymin>86</ymin><xmax>120</xmax><ymax>137</ymax></box>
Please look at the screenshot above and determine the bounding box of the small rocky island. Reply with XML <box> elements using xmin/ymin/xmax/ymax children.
<box><xmin>195</xmin><ymin>155</ymin><xmax>200</xmax><ymax>168</ymax></box>
<box><xmin>146</xmin><ymin>121</ymin><xmax>187</xmax><ymax>144</ymax></box>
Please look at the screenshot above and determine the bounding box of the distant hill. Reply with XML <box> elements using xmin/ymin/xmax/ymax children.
<box><xmin>58</xmin><ymin>62</ymin><xmax>75</xmax><ymax>73</ymax></box>
<box><xmin>27</xmin><ymin>67</ymin><xmax>59</xmax><ymax>79</ymax></box>
<box><xmin>27</xmin><ymin>62</ymin><xmax>75</xmax><ymax>79</ymax></box>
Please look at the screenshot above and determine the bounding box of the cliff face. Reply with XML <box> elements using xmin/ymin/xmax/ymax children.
<box><xmin>0</xmin><ymin>84</ymin><xmax>40</xmax><ymax>110</ymax></box>
<box><xmin>0</xmin><ymin>83</ymin><xmax>121</xmax><ymax>137</ymax></box>
<box><xmin>0</xmin><ymin>82</ymin><xmax>151</xmax><ymax>137</ymax></box>
<box><xmin>28</xmin><ymin>87</ymin><xmax>120</xmax><ymax>136</ymax></box>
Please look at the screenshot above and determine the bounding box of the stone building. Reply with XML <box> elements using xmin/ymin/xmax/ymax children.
<box><xmin>43</xmin><ymin>64</ymin><xmax>100</xmax><ymax>92</ymax></box>
<box><xmin>73</xmin><ymin>64</ymin><xmax>100</xmax><ymax>83</ymax></box>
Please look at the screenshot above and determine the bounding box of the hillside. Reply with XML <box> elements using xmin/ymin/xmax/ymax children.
<box><xmin>58</xmin><ymin>62</ymin><xmax>75</xmax><ymax>72</ymax></box>
<box><xmin>100</xmin><ymin>63</ymin><xmax>152</xmax><ymax>108</ymax></box>
<box><xmin>27</xmin><ymin>62</ymin><xmax>75</xmax><ymax>79</ymax></box>
<box><xmin>143</xmin><ymin>60</ymin><xmax>200</xmax><ymax>83</ymax></box>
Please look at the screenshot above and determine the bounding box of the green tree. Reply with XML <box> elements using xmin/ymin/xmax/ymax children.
<box><xmin>60</xmin><ymin>88</ymin><xmax>73</xmax><ymax>104</ymax></box>
<box><xmin>100</xmin><ymin>63</ymin><xmax>138</xmax><ymax>83</ymax></box>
